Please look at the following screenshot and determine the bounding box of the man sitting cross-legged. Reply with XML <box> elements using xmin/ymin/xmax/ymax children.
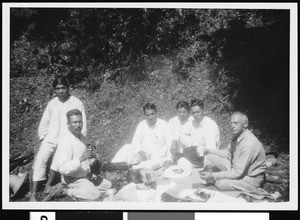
<box><xmin>167</xmin><ymin>100</ymin><xmax>193</xmax><ymax>164</ymax></box>
<box><xmin>111</xmin><ymin>103</ymin><xmax>172</xmax><ymax>171</ymax></box>
<box><xmin>55</xmin><ymin>109</ymin><xmax>111</xmax><ymax>200</ymax></box>
<box><xmin>200</xmin><ymin>111</ymin><xmax>267</xmax><ymax>191</ymax></box>
<box><xmin>179</xmin><ymin>99</ymin><xmax>220</xmax><ymax>168</ymax></box>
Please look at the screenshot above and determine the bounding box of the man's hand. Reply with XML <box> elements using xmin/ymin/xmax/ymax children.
<box><xmin>137</xmin><ymin>150</ymin><xmax>148</xmax><ymax>161</ymax></box>
<box><xmin>170</xmin><ymin>140</ymin><xmax>179</xmax><ymax>156</ymax></box>
<box><xmin>204</xmin><ymin>147</ymin><xmax>211</xmax><ymax>155</ymax></box>
<box><xmin>163</xmin><ymin>160</ymin><xmax>173</xmax><ymax>170</ymax></box>
<box><xmin>199</xmin><ymin>171</ymin><xmax>215</xmax><ymax>183</ymax></box>
<box><xmin>79</xmin><ymin>150</ymin><xmax>94</xmax><ymax>162</ymax></box>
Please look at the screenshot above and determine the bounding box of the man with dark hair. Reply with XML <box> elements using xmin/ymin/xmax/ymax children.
<box><xmin>199</xmin><ymin>111</ymin><xmax>267</xmax><ymax>191</ymax></box>
<box><xmin>111</xmin><ymin>103</ymin><xmax>172</xmax><ymax>170</ymax></box>
<box><xmin>30</xmin><ymin>76</ymin><xmax>87</xmax><ymax>201</ymax></box>
<box><xmin>179</xmin><ymin>99</ymin><xmax>220</xmax><ymax>168</ymax></box>
<box><xmin>55</xmin><ymin>109</ymin><xmax>111</xmax><ymax>200</ymax></box>
<box><xmin>167</xmin><ymin>100</ymin><xmax>193</xmax><ymax>163</ymax></box>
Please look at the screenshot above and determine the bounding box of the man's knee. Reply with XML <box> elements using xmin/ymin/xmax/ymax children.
<box><xmin>215</xmin><ymin>179</ymin><xmax>236</xmax><ymax>191</ymax></box>
<box><xmin>183</xmin><ymin>147</ymin><xmax>203</xmax><ymax>167</ymax></box>
<box><xmin>203</xmin><ymin>154</ymin><xmax>217</xmax><ymax>167</ymax></box>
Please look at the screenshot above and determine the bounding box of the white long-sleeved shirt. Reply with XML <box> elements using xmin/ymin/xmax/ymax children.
<box><xmin>168</xmin><ymin>116</ymin><xmax>193</xmax><ymax>148</ymax></box>
<box><xmin>132</xmin><ymin>118</ymin><xmax>172</xmax><ymax>162</ymax></box>
<box><xmin>190</xmin><ymin>116</ymin><xmax>220</xmax><ymax>150</ymax></box>
<box><xmin>38</xmin><ymin>96</ymin><xmax>87</xmax><ymax>146</ymax></box>
<box><xmin>56</xmin><ymin>130</ymin><xmax>90</xmax><ymax>184</ymax></box>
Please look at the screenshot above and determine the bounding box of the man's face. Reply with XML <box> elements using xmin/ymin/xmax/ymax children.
<box><xmin>68</xmin><ymin>114</ymin><xmax>83</xmax><ymax>136</ymax></box>
<box><xmin>144</xmin><ymin>109</ymin><xmax>157</xmax><ymax>126</ymax></box>
<box><xmin>230</xmin><ymin>114</ymin><xmax>246</xmax><ymax>138</ymax></box>
<box><xmin>190</xmin><ymin>106</ymin><xmax>204</xmax><ymax>123</ymax></box>
<box><xmin>54</xmin><ymin>84</ymin><xmax>69</xmax><ymax>101</ymax></box>
<box><xmin>177</xmin><ymin>107</ymin><xmax>189</xmax><ymax>122</ymax></box>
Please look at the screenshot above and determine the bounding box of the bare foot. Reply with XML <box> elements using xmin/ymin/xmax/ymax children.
<box><xmin>44</xmin><ymin>185</ymin><xmax>52</xmax><ymax>194</ymax></box>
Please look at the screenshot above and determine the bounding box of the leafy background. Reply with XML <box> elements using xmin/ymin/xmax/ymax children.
<box><xmin>9</xmin><ymin>8</ymin><xmax>290</xmax><ymax>201</ymax></box>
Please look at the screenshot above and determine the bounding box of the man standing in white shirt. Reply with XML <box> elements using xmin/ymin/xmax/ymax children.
<box><xmin>30</xmin><ymin>76</ymin><xmax>87</xmax><ymax>201</ymax></box>
<box><xmin>111</xmin><ymin>103</ymin><xmax>172</xmax><ymax>171</ymax></box>
<box><xmin>56</xmin><ymin>109</ymin><xmax>111</xmax><ymax>200</ymax></box>
<box><xmin>182</xmin><ymin>99</ymin><xmax>220</xmax><ymax>168</ymax></box>
<box><xmin>167</xmin><ymin>100</ymin><xmax>193</xmax><ymax>163</ymax></box>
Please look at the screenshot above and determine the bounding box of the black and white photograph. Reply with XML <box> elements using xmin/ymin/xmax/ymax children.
<box><xmin>2</xmin><ymin>3</ymin><xmax>298</xmax><ymax>210</ymax></box>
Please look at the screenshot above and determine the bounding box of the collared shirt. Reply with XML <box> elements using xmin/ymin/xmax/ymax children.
<box><xmin>56</xmin><ymin>130</ymin><xmax>90</xmax><ymax>184</ymax></box>
<box><xmin>190</xmin><ymin>116</ymin><xmax>220</xmax><ymax>150</ymax></box>
<box><xmin>168</xmin><ymin>116</ymin><xmax>193</xmax><ymax>147</ymax></box>
<box><xmin>213</xmin><ymin>129</ymin><xmax>267</xmax><ymax>181</ymax></box>
<box><xmin>132</xmin><ymin>118</ymin><xmax>172</xmax><ymax>161</ymax></box>
<box><xmin>38</xmin><ymin>96</ymin><xmax>87</xmax><ymax>146</ymax></box>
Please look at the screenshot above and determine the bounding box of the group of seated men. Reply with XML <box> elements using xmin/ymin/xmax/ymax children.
<box><xmin>29</xmin><ymin>76</ymin><xmax>266</xmax><ymax>201</ymax></box>
<box><xmin>112</xmin><ymin>100</ymin><xmax>267</xmax><ymax>192</ymax></box>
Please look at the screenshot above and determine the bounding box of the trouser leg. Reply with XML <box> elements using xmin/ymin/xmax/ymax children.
<box><xmin>32</xmin><ymin>141</ymin><xmax>56</xmax><ymax>181</ymax></box>
<box><xmin>203</xmin><ymin>154</ymin><xmax>231</xmax><ymax>172</ymax></box>
<box><xmin>67</xmin><ymin>178</ymin><xmax>102</xmax><ymax>200</ymax></box>
<box><xmin>215</xmin><ymin>175</ymin><xmax>265</xmax><ymax>191</ymax></box>
<box><xmin>111</xmin><ymin>144</ymin><xmax>140</xmax><ymax>164</ymax></box>
<box><xmin>182</xmin><ymin>147</ymin><xmax>203</xmax><ymax>168</ymax></box>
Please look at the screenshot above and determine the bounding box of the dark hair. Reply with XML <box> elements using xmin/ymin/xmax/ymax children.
<box><xmin>52</xmin><ymin>76</ymin><xmax>70</xmax><ymax>89</ymax></box>
<box><xmin>190</xmin><ymin>99</ymin><xmax>204</xmax><ymax>109</ymax></box>
<box><xmin>176</xmin><ymin>100</ymin><xmax>190</xmax><ymax>111</ymax></box>
<box><xmin>143</xmin><ymin>103</ymin><xmax>156</xmax><ymax>113</ymax></box>
<box><xmin>66</xmin><ymin>109</ymin><xmax>82</xmax><ymax>122</ymax></box>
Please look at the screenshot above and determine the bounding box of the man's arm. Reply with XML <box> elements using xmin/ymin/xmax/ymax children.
<box><xmin>206</xmin><ymin>148</ymin><xmax>231</xmax><ymax>159</ymax></box>
<box><xmin>204</xmin><ymin>122</ymin><xmax>220</xmax><ymax>150</ymax></box>
<box><xmin>57</xmin><ymin>140</ymin><xmax>82</xmax><ymax>176</ymax></box>
<box><xmin>164</xmin><ymin>122</ymin><xmax>173</xmax><ymax>162</ymax></box>
<box><xmin>38</xmin><ymin>102</ymin><xmax>51</xmax><ymax>141</ymax></box>
<box><xmin>131</xmin><ymin>122</ymin><xmax>144</xmax><ymax>154</ymax></box>
<box><xmin>213</xmin><ymin>144</ymin><xmax>255</xmax><ymax>181</ymax></box>
<box><xmin>80</xmin><ymin>103</ymin><xmax>87</xmax><ymax>137</ymax></box>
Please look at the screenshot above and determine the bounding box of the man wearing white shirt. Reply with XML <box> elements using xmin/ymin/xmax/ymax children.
<box><xmin>56</xmin><ymin>109</ymin><xmax>111</xmax><ymax>200</ymax></box>
<box><xmin>111</xmin><ymin>103</ymin><xmax>172</xmax><ymax>170</ymax></box>
<box><xmin>30</xmin><ymin>76</ymin><xmax>87</xmax><ymax>201</ymax></box>
<box><xmin>182</xmin><ymin>99</ymin><xmax>220</xmax><ymax>167</ymax></box>
<box><xmin>167</xmin><ymin>100</ymin><xmax>193</xmax><ymax>163</ymax></box>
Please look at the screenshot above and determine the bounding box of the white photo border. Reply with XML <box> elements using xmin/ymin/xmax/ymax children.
<box><xmin>2</xmin><ymin>2</ymin><xmax>298</xmax><ymax>210</ymax></box>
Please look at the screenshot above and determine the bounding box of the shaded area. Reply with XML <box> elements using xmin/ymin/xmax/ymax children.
<box><xmin>207</xmin><ymin>11</ymin><xmax>290</xmax><ymax>151</ymax></box>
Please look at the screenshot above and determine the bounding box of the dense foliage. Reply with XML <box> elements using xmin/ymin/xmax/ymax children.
<box><xmin>10</xmin><ymin>8</ymin><xmax>289</xmax><ymax>156</ymax></box>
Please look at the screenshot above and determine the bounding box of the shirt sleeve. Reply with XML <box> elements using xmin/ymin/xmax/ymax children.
<box><xmin>131</xmin><ymin>122</ymin><xmax>143</xmax><ymax>154</ymax></box>
<box><xmin>209</xmin><ymin>147</ymin><xmax>231</xmax><ymax>159</ymax></box>
<box><xmin>213</xmin><ymin>143</ymin><xmax>255</xmax><ymax>181</ymax></box>
<box><xmin>164</xmin><ymin>123</ymin><xmax>173</xmax><ymax>161</ymax></box>
<box><xmin>204</xmin><ymin>122</ymin><xmax>220</xmax><ymax>150</ymax></box>
<box><xmin>168</xmin><ymin>119</ymin><xmax>179</xmax><ymax>141</ymax></box>
<box><xmin>57</xmin><ymin>139</ymin><xmax>81</xmax><ymax>175</ymax></box>
<box><xmin>38</xmin><ymin>102</ymin><xmax>51</xmax><ymax>141</ymax></box>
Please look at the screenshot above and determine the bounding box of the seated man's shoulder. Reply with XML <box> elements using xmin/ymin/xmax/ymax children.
<box><xmin>203</xmin><ymin>116</ymin><xmax>219</xmax><ymax>128</ymax></box>
<box><xmin>157</xmin><ymin>118</ymin><xmax>168</xmax><ymax>125</ymax></box>
<box><xmin>237</xmin><ymin>131</ymin><xmax>264</xmax><ymax>154</ymax></box>
<box><xmin>59</xmin><ymin>131</ymin><xmax>75</xmax><ymax>144</ymax></box>
<box><xmin>168</xmin><ymin>116</ymin><xmax>178</xmax><ymax>124</ymax></box>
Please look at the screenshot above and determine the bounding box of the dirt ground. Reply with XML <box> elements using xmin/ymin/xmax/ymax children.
<box><xmin>10</xmin><ymin>152</ymin><xmax>289</xmax><ymax>203</ymax></box>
